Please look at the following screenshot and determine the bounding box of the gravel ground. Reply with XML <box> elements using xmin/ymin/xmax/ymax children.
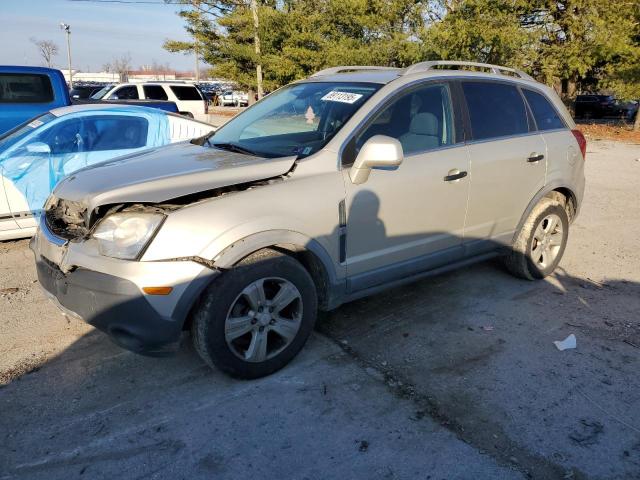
<box><xmin>1</xmin><ymin>140</ymin><xmax>639</xmax><ymax>479</ymax></box>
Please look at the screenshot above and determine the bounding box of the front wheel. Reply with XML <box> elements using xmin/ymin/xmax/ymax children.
<box><xmin>504</xmin><ymin>198</ymin><xmax>569</xmax><ymax>280</ymax></box>
<box><xmin>192</xmin><ymin>249</ymin><xmax>318</xmax><ymax>379</ymax></box>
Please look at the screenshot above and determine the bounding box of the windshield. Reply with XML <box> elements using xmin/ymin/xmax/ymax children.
<box><xmin>90</xmin><ymin>85</ymin><xmax>113</xmax><ymax>100</ymax></box>
<box><xmin>210</xmin><ymin>82</ymin><xmax>380</xmax><ymax>158</ymax></box>
<box><xmin>0</xmin><ymin>113</ymin><xmax>56</xmax><ymax>153</ymax></box>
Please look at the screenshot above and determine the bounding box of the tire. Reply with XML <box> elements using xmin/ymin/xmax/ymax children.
<box><xmin>192</xmin><ymin>249</ymin><xmax>318</xmax><ymax>379</ymax></box>
<box><xmin>504</xmin><ymin>198</ymin><xmax>569</xmax><ymax>280</ymax></box>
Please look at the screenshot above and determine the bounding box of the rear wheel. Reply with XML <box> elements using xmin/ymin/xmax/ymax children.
<box><xmin>504</xmin><ymin>198</ymin><xmax>569</xmax><ymax>280</ymax></box>
<box><xmin>192</xmin><ymin>249</ymin><xmax>318</xmax><ymax>379</ymax></box>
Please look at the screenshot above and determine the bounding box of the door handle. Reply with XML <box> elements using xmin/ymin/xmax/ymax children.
<box><xmin>527</xmin><ymin>153</ymin><xmax>545</xmax><ymax>163</ymax></box>
<box><xmin>444</xmin><ymin>169</ymin><xmax>468</xmax><ymax>182</ymax></box>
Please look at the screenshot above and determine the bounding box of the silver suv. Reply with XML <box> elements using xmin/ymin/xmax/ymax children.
<box><xmin>32</xmin><ymin>61</ymin><xmax>586</xmax><ymax>378</ymax></box>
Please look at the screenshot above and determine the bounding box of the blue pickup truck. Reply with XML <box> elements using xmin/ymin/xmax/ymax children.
<box><xmin>0</xmin><ymin>66</ymin><xmax>70</xmax><ymax>135</ymax></box>
<box><xmin>0</xmin><ymin>66</ymin><xmax>179</xmax><ymax>135</ymax></box>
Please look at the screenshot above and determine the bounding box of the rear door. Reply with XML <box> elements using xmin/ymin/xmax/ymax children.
<box><xmin>461</xmin><ymin>80</ymin><xmax>547</xmax><ymax>251</ymax></box>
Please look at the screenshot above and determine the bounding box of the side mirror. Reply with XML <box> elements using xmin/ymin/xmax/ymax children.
<box><xmin>25</xmin><ymin>142</ymin><xmax>51</xmax><ymax>154</ymax></box>
<box><xmin>349</xmin><ymin>135</ymin><xmax>403</xmax><ymax>185</ymax></box>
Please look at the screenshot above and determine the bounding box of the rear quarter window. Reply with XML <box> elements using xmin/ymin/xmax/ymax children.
<box><xmin>0</xmin><ymin>74</ymin><xmax>54</xmax><ymax>103</ymax></box>
<box><xmin>523</xmin><ymin>89</ymin><xmax>566</xmax><ymax>131</ymax></box>
<box><xmin>462</xmin><ymin>81</ymin><xmax>529</xmax><ymax>141</ymax></box>
<box><xmin>170</xmin><ymin>86</ymin><xmax>203</xmax><ymax>101</ymax></box>
<box><xmin>86</xmin><ymin>116</ymin><xmax>149</xmax><ymax>151</ymax></box>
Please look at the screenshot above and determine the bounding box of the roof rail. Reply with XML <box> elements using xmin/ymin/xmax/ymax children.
<box><xmin>310</xmin><ymin>66</ymin><xmax>399</xmax><ymax>78</ymax></box>
<box><xmin>403</xmin><ymin>61</ymin><xmax>534</xmax><ymax>81</ymax></box>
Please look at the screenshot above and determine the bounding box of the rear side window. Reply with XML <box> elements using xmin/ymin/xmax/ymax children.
<box><xmin>84</xmin><ymin>116</ymin><xmax>148</xmax><ymax>151</ymax></box>
<box><xmin>170</xmin><ymin>86</ymin><xmax>203</xmax><ymax>101</ymax></box>
<box><xmin>462</xmin><ymin>82</ymin><xmax>529</xmax><ymax>140</ymax></box>
<box><xmin>143</xmin><ymin>85</ymin><xmax>168</xmax><ymax>101</ymax></box>
<box><xmin>0</xmin><ymin>74</ymin><xmax>54</xmax><ymax>103</ymax></box>
<box><xmin>523</xmin><ymin>89</ymin><xmax>565</xmax><ymax>131</ymax></box>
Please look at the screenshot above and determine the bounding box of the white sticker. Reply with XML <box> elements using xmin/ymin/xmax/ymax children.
<box><xmin>321</xmin><ymin>91</ymin><xmax>363</xmax><ymax>104</ymax></box>
<box><xmin>27</xmin><ymin>120</ymin><xmax>43</xmax><ymax>128</ymax></box>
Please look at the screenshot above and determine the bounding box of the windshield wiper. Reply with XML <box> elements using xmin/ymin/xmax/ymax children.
<box><xmin>190</xmin><ymin>131</ymin><xmax>215</xmax><ymax>147</ymax></box>
<box><xmin>211</xmin><ymin>142</ymin><xmax>261</xmax><ymax>157</ymax></box>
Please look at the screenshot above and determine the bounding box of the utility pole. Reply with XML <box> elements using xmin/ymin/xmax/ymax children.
<box><xmin>250</xmin><ymin>0</ymin><xmax>263</xmax><ymax>100</ymax></box>
<box><xmin>194</xmin><ymin>43</ymin><xmax>200</xmax><ymax>82</ymax></box>
<box><xmin>60</xmin><ymin>23</ymin><xmax>72</xmax><ymax>88</ymax></box>
<box><xmin>192</xmin><ymin>0</ymin><xmax>200</xmax><ymax>82</ymax></box>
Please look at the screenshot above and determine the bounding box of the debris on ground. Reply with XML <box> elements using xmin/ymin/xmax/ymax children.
<box><xmin>482</xmin><ymin>325</ymin><xmax>494</xmax><ymax>331</ymax></box>
<box><xmin>358</xmin><ymin>440</ymin><xmax>369</xmax><ymax>452</ymax></box>
<box><xmin>554</xmin><ymin>334</ymin><xmax>577</xmax><ymax>351</ymax></box>
<box><xmin>0</xmin><ymin>287</ymin><xmax>20</xmax><ymax>295</ymax></box>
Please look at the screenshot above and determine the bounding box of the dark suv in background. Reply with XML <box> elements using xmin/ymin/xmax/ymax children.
<box><xmin>574</xmin><ymin>94</ymin><xmax>638</xmax><ymax>120</ymax></box>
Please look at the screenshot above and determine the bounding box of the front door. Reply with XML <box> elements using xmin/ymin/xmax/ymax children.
<box><xmin>342</xmin><ymin>82</ymin><xmax>470</xmax><ymax>292</ymax></box>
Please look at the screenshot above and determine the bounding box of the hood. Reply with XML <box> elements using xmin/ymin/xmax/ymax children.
<box><xmin>53</xmin><ymin>142</ymin><xmax>296</xmax><ymax>212</ymax></box>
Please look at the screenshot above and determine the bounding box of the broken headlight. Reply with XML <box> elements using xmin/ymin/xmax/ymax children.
<box><xmin>92</xmin><ymin>213</ymin><xmax>164</xmax><ymax>260</ymax></box>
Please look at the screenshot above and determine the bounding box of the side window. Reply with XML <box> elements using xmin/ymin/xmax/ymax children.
<box><xmin>35</xmin><ymin>119</ymin><xmax>84</xmax><ymax>155</ymax></box>
<box><xmin>170</xmin><ymin>86</ymin><xmax>203</xmax><ymax>101</ymax></box>
<box><xmin>462</xmin><ymin>82</ymin><xmax>529</xmax><ymax>140</ymax></box>
<box><xmin>83</xmin><ymin>116</ymin><xmax>149</xmax><ymax>151</ymax></box>
<box><xmin>0</xmin><ymin>74</ymin><xmax>54</xmax><ymax>103</ymax></box>
<box><xmin>523</xmin><ymin>89</ymin><xmax>565</xmax><ymax>131</ymax></box>
<box><xmin>355</xmin><ymin>83</ymin><xmax>455</xmax><ymax>157</ymax></box>
<box><xmin>143</xmin><ymin>85</ymin><xmax>168</xmax><ymax>101</ymax></box>
<box><xmin>109</xmin><ymin>85</ymin><xmax>139</xmax><ymax>100</ymax></box>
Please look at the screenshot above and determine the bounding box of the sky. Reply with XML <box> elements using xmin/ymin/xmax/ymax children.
<box><xmin>0</xmin><ymin>0</ymin><xmax>197</xmax><ymax>72</ymax></box>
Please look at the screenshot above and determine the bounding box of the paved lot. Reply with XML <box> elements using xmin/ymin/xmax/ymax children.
<box><xmin>1</xmin><ymin>140</ymin><xmax>639</xmax><ymax>479</ymax></box>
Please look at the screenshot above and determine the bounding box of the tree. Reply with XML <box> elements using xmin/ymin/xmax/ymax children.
<box><xmin>104</xmin><ymin>53</ymin><xmax>133</xmax><ymax>82</ymax></box>
<box><xmin>30</xmin><ymin>38</ymin><xmax>59</xmax><ymax>68</ymax></box>
<box><xmin>420</xmin><ymin>0</ymin><xmax>536</xmax><ymax>69</ymax></box>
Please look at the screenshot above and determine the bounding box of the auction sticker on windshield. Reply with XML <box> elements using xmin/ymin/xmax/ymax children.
<box><xmin>321</xmin><ymin>91</ymin><xmax>363</xmax><ymax>104</ymax></box>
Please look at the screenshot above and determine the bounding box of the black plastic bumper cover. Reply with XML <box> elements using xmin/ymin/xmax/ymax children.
<box><xmin>35</xmin><ymin>257</ymin><xmax>184</xmax><ymax>356</ymax></box>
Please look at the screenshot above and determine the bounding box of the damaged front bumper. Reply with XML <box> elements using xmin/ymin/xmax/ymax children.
<box><xmin>30</xmin><ymin>217</ymin><xmax>219</xmax><ymax>356</ymax></box>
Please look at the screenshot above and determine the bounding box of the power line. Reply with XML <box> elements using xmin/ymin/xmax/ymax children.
<box><xmin>68</xmin><ymin>0</ymin><xmax>180</xmax><ymax>4</ymax></box>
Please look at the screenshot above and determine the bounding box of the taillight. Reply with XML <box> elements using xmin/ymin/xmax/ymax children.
<box><xmin>571</xmin><ymin>129</ymin><xmax>587</xmax><ymax>159</ymax></box>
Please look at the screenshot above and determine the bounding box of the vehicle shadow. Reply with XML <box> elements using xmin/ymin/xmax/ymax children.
<box><xmin>2</xmin><ymin>189</ymin><xmax>640</xmax><ymax>479</ymax></box>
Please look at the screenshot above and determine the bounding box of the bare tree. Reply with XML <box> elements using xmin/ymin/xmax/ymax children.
<box><xmin>30</xmin><ymin>38</ymin><xmax>59</xmax><ymax>68</ymax></box>
<box><xmin>111</xmin><ymin>53</ymin><xmax>132</xmax><ymax>82</ymax></box>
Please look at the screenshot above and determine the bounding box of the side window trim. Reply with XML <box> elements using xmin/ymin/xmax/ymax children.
<box><xmin>341</xmin><ymin>79</ymin><xmax>459</xmax><ymax>166</ymax></box>
<box><xmin>517</xmin><ymin>85</ymin><xmax>538</xmax><ymax>133</ymax></box>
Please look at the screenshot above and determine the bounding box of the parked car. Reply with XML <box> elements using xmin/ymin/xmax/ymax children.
<box><xmin>0</xmin><ymin>104</ymin><xmax>214</xmax><ymax>240</ymax></box>
<box><xmin>99</xmin><ymin>82</ymin><xmax>208</xmax><ymax>117</ymax></box>
<box><xmin>0</xmin><ymin>66</ymin><xmax>70</xmax><ymax>135</ymax></box>
<box><xmin>574</xmin><ymin>94</ymin><xmax>637</xmax><ymax>120</ymax></box>
<box><xmin>220</xmin><ymin>90</ymin><xmax>249</xmax><ymax>107</ymax></box>
<box><xmin>33</xmin><ymin>61</ymin><xmax>585</xmax><ymax>379</ymax></box>
<box><xmin>69</xmin><ymin>84</ymin><xmax>107</xmax><ymax>100</ymax></box>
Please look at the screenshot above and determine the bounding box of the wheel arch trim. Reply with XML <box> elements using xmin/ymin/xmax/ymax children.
<box><xmin>212</xmin><ymin>230</ymin><xmax>343</xmax><ymax>306</ymax></box>
<box><xmin>513</xmin><ymin>182</ymin><xmax>579</xmax><ymax>244</ymax></box>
